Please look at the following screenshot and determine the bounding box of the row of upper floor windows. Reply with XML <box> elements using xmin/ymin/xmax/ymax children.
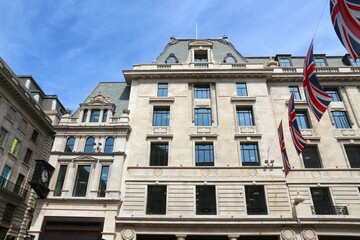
<box><xmin>64</xmin><ymin>136</ymin><xmax>115</xmax><ymax>153</ymax></box>
<box><xmin>148</xmin><ymin>141</ymin><xmax>360</xmax><ymax>169</ymax></box>
<box><xmin>81</xmin><ymin>109</ymin><xmax>109</xmax><ymax>123</ymax></box>
<box><xmin>278</xmin><ymin>55</ymin><xmax>360</xmax><ymax>67</ymax></box>
<box><xmin>164</xmin><ymin>51</ymin><xmax>237</xmax><ymax>64</ymax></box>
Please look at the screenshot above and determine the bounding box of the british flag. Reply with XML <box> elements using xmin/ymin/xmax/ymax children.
<box><xmin>288</xmin><ymin>92</ymin><xmax>306</xmax><ymax>155</ymax></box>
<box><xmin>278</xmin><ymin>120</ymin><xmax>291</xmax><ymax>176</ymax></box>
<box><xmin>331</xmin><ymin>0</ymin><xmax>360</xmax><ymax>60</ymax></box>
<box><xmin>303</xmin><ymin>40</ymin><xmax>333</xmax><ymax>121</ymax></box>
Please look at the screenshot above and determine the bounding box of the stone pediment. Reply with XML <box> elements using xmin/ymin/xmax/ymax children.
<box><xmin>72</xmin><ymin>155</ymin><xmax>98</xmax><ymax>162</ymax></box>
<box><xmin>189</xmin><ymin>40</ymin><xmax>213</xmax><ymax>48</ymax></box>
<box><xmin>82</xmin><ymin>93</ymin><xmax>114</xmax><ymax>107</ymax></box>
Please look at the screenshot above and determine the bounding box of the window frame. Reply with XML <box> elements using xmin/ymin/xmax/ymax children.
<box><xmin>84</xmin><ymin>137</ymin><xmax>95</xmax><ymax>153</ymax></box>
<box><xmin>146</xmin><ymin>185</ymin><xmax>167</xmax><ymax>214</ymax></box>
<box><xmin>194</xmin><ymin>85</ymin><xmax>211</xmax><ymax>99</ymax></box>
<box><xmin>90</xmin><ymin>109</ymin><xmax>101</xmax><ymax>123</ymax></box>
<box><xmin>5</xmin><ymin>106</ymin><xmax>16</xmax><ymax>122</ymax></box>
<box><xmin>102</xmin><ymin>109</ymin><xmax>108</xmax><ymax>122</ymax></box>
<box><xmin>332</xmin><ymin>111</ymin><xmax>351</xmax><ymax>129</ymax></box>
<box><xmin>65</xmin><ymin>137</ymin><xmax>75</xmax><ymax>152</ymax></box>
<box><xmin>195</xmin><ymin>143</ymin><xmax>214</xmax><ymax>166</ymax></box>
<box><xmin>10</xmin><ymin>138</ymin><xmax>21</xmax><ymax>156</ymax></box>
<box><xmin>296</xmin><ymin>110</ymin><xmax>311</xmax><ymax>129</ymax></box>
<box><xmin>0</xmin><ymin>127</ymin><xmax>8</xmax><ymax>147</ymax></box>
<box><xmin>245</xmin><ymin>185</ymin><xmax>268</xmax><ymax>215</ymax></box>
<box><xmin>72</xmin><ymin>165</ymin><xmax>91</xmax><ymax>197</ymax></box>
<box><xmin>196</xmin><ymin>185</ymin><xmax>217</xmax><ymax>215</ymax></box>
<box><xmin>157</xmin><ymin>83</ymin><xmax>168</xmax><ymax>97</ymax></box>
<box><xmin>302</xmin><ymin>145</ymin><xmax>322</xmax><ymax>168</ymax></box>
<box><xmin>23</xmin><ymin>148</ymin><xmax>33</xmax><ymax>164</ymax></box>
<box><xmin>236</xmin><ymin>83</ymin><xmax>248</xmax><ymax>97</ymax></box>
<box><xmin>153</xmin><ymin>107</ymin><xmax>170</xmax><ymax>126</ymax></box>
<box><xmin>344</xmin><ymin>145</ymin><xmax>360</xmax><ymax>168</ymax></box>
<box><xmin>240</xmin><ymin>143</ymin><xmax>260</xmax><ymax>166</ymax></box>
<box><xmin>194</xmin><ymin>108</ymin><xmax>212</xmax><ymax>126</ymax></box>
<box><xmin>314</xmin><ymin>57</ymin><xmax>327</xmax><ymax>67</ymax></box>
<box><xmin>31</xmin><ymin>129</ymin><xmax>39</xmax><ymax>142</ymax></box>
<box><xmin>310</xmin><ymin>187</ymin><xmax>335</xmax><ymax>215</ymax></box>
<box><xmin>150</xmin><ymin>142</ymin><xmax>169</xmax><ymax>166</ymax></box>
<box><xmin>82</xmin><ymin>109</ymin><xmax>88</xmax><ymax>122</ymax></box>
<box><xmin>278</xmin><ymin>57</ymin><xmax>292</xmax><ymax>67</ymax></box>
<box><xmin>104</xmin><ymin>137</ymin><xmax>114</xmax><ymax>153</ymax></box>
<box><xmin>289</xmin><ymin>86</ymin><xmax>301</xmax><ymax>100</ymax></box>
<box><xmin>324</xmin><ymin>88</ymin><xmax>341</xmax><ymax>102</ymax></box>
<box><xmin>236</xmin><ymin>107</ymin><xmax>254</xmax><ymax>127</ymax></box>
<box><xmin>194</xmin><ymin>50</ymin><xmax>208</xmax><ymax>62</ymax></box>
<box><xmin>54</xmin><ymin>165</ymin><xmax>68</xmax><ymax>196</ymax></box>
<box><xmin>2</xmin><ymin>203</ymin><xmax>16</xmax><ymax>223</ymax></box>
<box><xmin>97</xmin><ymin>165</ymin><xmax>110</xmax><ymax>197</ymax></box>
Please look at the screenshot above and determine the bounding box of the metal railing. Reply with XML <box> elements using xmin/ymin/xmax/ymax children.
<box><xmin>0</xmin><ymin>177</ymin><xmax>28</xmax><ymax>198</ymax></box>
<box><xmin>311</xmin><ymin>205</ymin><xmax>349</xmax><ymax>215</ymax></box>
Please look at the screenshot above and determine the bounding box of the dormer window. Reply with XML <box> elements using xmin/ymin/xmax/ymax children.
<box><xmin>102</xmin><ymin>110</ymin><xmax>108</xmax><ymax>122</ymax></box>
<box><xmin>194</xmin><ymin>50</ymin><xmax>208</xmax><ymax>62</ymax></box>
<box><xmin>82</xmin><ymin>109</ymin><xmax>88</xmax><ymax>122</ymax></box>
<box><xmin>314</xmin><ymin>57</ymin><xmax>327</xmax><ymax>66</ymax></box>
<box><xmin>279</xmin><ymin>57</ymin><xmax>292</xmax><ymax>67</ymax></box>
<box><xmin>165</xmin><ymin>54</ymin><xmax>178</xmax><ymax>64</ymax></box>
<box><xmin>224</xmin><ymin>53</ymin><xmax>236</xmax><ymax>63</ymax></box>
<box><xmin>90</xmin><ymin>109</ymin><xmax>100</xmax><ymax>122</ymax></box>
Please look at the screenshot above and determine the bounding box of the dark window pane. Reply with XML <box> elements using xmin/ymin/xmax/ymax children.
<box><xmin>241</xmin><ymin>143</ymin><xmax>260</xmax><ymax>166</ymax></box>
<box><xmin>23</xmin><ymin>148</ymin><xmax>33</xmax><ymax>164</ymax></box>
<box><xmin>102</xmin><ymin>109</ymin><xmax>108</xmax><ymax>122</ymax></box>
<box><xmin>345</xmin><ymin>145</ymin><xmax>360</xmax><ymax>168</ymax></box>
<box><xmin>73</xmin><ymin>165</ymin><xmax>91</xmax><ymax>197</ymax></box>
<box><xmin>31</xmin><ymin>130</ymin><xmax>39</xmax><ymax>142</ymax></box>
<box><xmin>195</xmin><ymin>143</ymin><xmax>214</xmax><ymax>166</ymax></box>
<box><xmin>54</xmin><ymin>165</ymin><xmax>67</xmax><ymax>196</ymax></box>
<box><xmin>65</xmin><ymin>137</ymin><xmax>75</xmax><ymax>152</ymax></box>
<box><xmin>90</xmin><ymin>109</ymin><xmax>100</xmax><ymax>122</ymax></box>
<box><xmin>150</xmin><ymin>143</ymin><xmax>168</xmax><ymax>166</ymax></box>
<box><xmin>194</xmin><ymin>50</ymin><xmax>208</xmax><ymax>62</ymax></box>
<box><xmin>237</xmin><ymin>83</ymin><xmax>248</xmax><ymax>96</ymax></box>
<box><xmin>153</xmin><ymin>107</ymin><xmax>170</xmax><ymax>126</ymax></box>
<box><xmin>147</xmin><ymin>185</ymin><xmax>166</xmax><ymax>214</ymax></box>
<box><xmin>311</xmin><ymin>187</ymin><xmax>334</xmax><ymax>214</ymax></box>
<box><xmin>194</xmin><ymin>85</ymin><xmax>210</xmax><ymax>99</ymax></box>
<box><xmin>302</xmin><ymin>146</ymin><xmax>322</xmax><ymax>168</ymax></box>
<box><xmin>237</xmin><ymin>107</ymin><xmax>254</xmax><ymax>126</ymax></box>
<box><xmin>82</xmin><ymin>109</ymin><xmax>88</xmax><ymax>122</ymax></box>
<box><xmin>98</xmin><ymin>166</ymin><xmax>109</xmax><ymax>197</ymax></box>
<box><xmin>296</xmin><ymin>111</ymin><xmax>310</xmax><ymax>129</ymax></box>
<box><xmin>13</xmin><ymin>174</ymin><xmax>24</xmax><ymax>194</ymax></box>
<box><xmin>196</xmin><ymin>186</ymin><xmax>216</xmax><ymax>215</ymax></box>
<box><xmin>332</xmin><ymin>111</ymin><xmax>351</xmax><ymax>128</ymax></box>
<box><xmin>289</xmin><ymin>86</ymin><xmax>301</xmax><ymax>100</ymax></box>
<box><xmin>245</xmin><ymin>185</ymin><xmax>268</xmax><ymax>215</ymax></box>
<box><xmin>104</xmin><ymin>137</ymin><xmax>114</xmax><ymax>153</ymax></box>
<box><xmin>324</xmin><ymin>88</ymin><xmax>341</xmax><ymax>102</ymax></box>
<box><xmin>2</xmin><ymin>203</ymin><xmax>16</xmax><ymax>223</ymax></box>
<box><xmin>84</xmin><ymin>137</ymin><xmax>94</xmax><ymax>153</ymax></box>
<box><xmin>158</xmin><ymin>83</ymin><xmax>168</xmax><ymax>97</ymax></box>
<box><xmin>195</xmin><ymin>108</ymin><xmax>212</xmax><ymax>126</ymax></box>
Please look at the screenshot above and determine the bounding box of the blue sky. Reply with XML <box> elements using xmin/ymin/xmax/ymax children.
<box><xmin>0</xmin><ymin>0</ymin><xmax>346</xmax><ymax>111</ymax></box>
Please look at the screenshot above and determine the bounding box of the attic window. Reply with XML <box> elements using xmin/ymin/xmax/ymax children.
<box><xmin>165</xmin><ymin>53</ymin><xmax>178</xmax><ymax>64</ymax></box>
<box><xmin>194</xmin><ymin>50</ymin><xmax>208</xmax><ymax>62</ymax></box>
<box><xmin>224</xmin><ymin>53</ymin><xmax>236</xmax><ymax>63</ymax></box>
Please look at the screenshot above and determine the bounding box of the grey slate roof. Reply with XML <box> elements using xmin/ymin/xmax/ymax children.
<box><xmin>73</xmin><ymin>82</ymin><xmax>130</xmax><ymax>118</ymax></box>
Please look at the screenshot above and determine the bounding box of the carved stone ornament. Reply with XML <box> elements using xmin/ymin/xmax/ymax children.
<box><xmin>281</xmin><ymin>228</ymin><xmax>296</xmax><ymax>240</ymax></box>
<box><xmin>302</xmin><ymin>229</ymin><xmax>317</xmax><ymax>240</ymax></box>
<box><xmin>121</xmin><ymin>228</ymin><xmax>135</xmax><ymax>240</ymax></box>
<box><xmin>83</xmin><ymin>93</ymin><xmax>113</xmax><ymax>105</ymax></box>
<box><xmin>266</xmin><ymin>57</ymin><xmax>278</xmax><ymax>67</ymax></box>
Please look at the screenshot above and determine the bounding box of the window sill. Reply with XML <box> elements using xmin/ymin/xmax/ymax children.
<box><xmin>231</xmin><ymin>97</ymin><xmax>256</xmax><ymax>104</ymax></box>
<box><xmin>149</xmin><ymin>97</ymin><xmax>175</xmax><ymax>104</ymax></box>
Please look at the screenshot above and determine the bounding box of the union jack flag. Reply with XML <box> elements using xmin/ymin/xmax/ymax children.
<box><xmin>331</xmin><ymin>0</ymin><xmax>360</xmax><ymax>60</ymax></box>
<box><xmin>288</xmin><ymin>92</ymin><xmax>306</xmax><ymax>155</ymax></box>
<box><xmin>278</xmin><ymin>120</ymin><xmax>291</xmax><ymax>176</ymax></box>
<box><xmin>303</xmin><ymin>40</ymin><xmax>333</xmax><ymax>121</ymax></box>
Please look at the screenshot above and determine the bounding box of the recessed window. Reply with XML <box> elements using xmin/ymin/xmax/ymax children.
<box><xmin>10</xmin><ymin>138</ymin><xmax>21</xmax><ymax>156</ymax></box>
<box><xmin>196</xmin><ymin>185</ymin><xmax>216</xmax><ymax>215</ymax></box>
<box><xmin>236</xmin><ymin>83</ymin><xmax>248</xmax><ymax>97</ymax></box>
<box><xmin>82</xmin><ymin>109</ymin><xmax>88</xmax><ymax>122</ymax></box>
<box><xmin>311</xmin><ymin>187</ymin><xmax>334</xmax><ymax>214</ymax></box>
<box><xmin>18</xmin><ymin>118</ymin><xmax>28</xmax><ymax>133</ymax></box>
<box><xmin>84</xmin><ymin>137</ymin><xmax>95</xmax><ymax>153</ymax></box>
<box><xmin>324</xmin><ymin>88</ymin><xmax>341</xmax><ymax>102</ymax></box>
<box><xmin>344</xmin><ymin>145</ymin><xmax>360</xmax><ymax>168</ymax></box>
<box><xmin>279</xmin><ymin>57</ymin><xmax>291</xmax><ymax>67</ymax></box>
<box><xmin>13</xmin><ymin>174</ymin><xmax>24</xmax><ymax>194</ymax></box>
<box><xmin>240</xmin><ymin>143</ymin><xmax>260</xmax><ymax>166</ymax></box>
<box><xmin>31</xmin><ymin>129</ymin><xmax>39</xmax><ymax>142</ymax></box>
<box><xmin>150</xmin><ymin>143</ymin><xmax>168</xmax><ymax>166</ymax></box>
<box><xmin>153</xmin><ymin>107</ymin><xmax>170</xmax><ymax>126</ymax></box>
<box><xmin>2</xmin><ymin>203</ymin><xmax>16</xmax><ymax>223</ymax></box>
<box><xmin>6</xmin><ymin>106</ymin><xmax>16</xmax><ymax>121</ymax></box>
<box><xmin>54</xmin><ymin>165</ymin><xmax>67</xmax><ymax>196</ymax></box>
<box><xmin>296</xmin><ymin>110</ymin><xmax>311</xmax><ymax>129</ymax></box>
<box><xmin>102</xmin><ymin>109</ymin><xmax>108</xmax><ymax>122</ymax></box>
<box><xmin>23</xmin><ymin>148</ymin><xmax>33</xmax><ymax>164</ymax></box>
<box><xmin>104</xmin><ymin>137</ymin><xmax>114</xmax><ymax>153</ymax></box>
<box><xmin>0</xmin><ymin>165</ymin><xmax>12</xmax><ymax>188</ymax></box>
<box><xmin>90</xmin><ymin>109</ymin><xmax>100</xmax><ymax>122</ymax></box>
<box><xmin>146</xmin><ymin>185</ymin><xmax>167</xmax><ymax>214</ymax></box>
<box><xmin>194</xmin><ymin>108</ymin><xmax>212</xmax><ymax>126</ymax></box>
<box><xmin>194</xmin><ymin>85</ymin><xmax>210</xmax><ymax>99</ymax></box>
<box><xmin>195</xmin><ymin>143</ymin><xmax>214</xmax><ymax>166</ymax></box>
<box><xmin>194</xmin><ymin>50</ymin><xmax>208</xmax><ymax>62</ymax></box>
<box><xmin>237</xmin><ymin>107</ymin><xmax>254</xmax><ymax>126</ymax></box>
<box><xmin>65</xmin><ymin>137</ymin><xmax>75</xmax><ymax>152</ymax></box>
<box><xmin>302</xmin><ymin>146</ymin><xmax>322</xmax><ymax>168</ymax></box>
<box><xmin>157</xmin><ymin>83</ymin><xmax>168</xmax><ymax>97</ymax></box>
<box><xmin>98</xmin><ymin>166</ymin><xmax>109</xmax><ymax>197</ymax></box>
<box><xmin>0</xmin><ymin>127</ymin><xmax>8</xmax><ymax>147</ymax></box>
<box><xmin>314</xmin><ymin>58</ymin><xmax>327</xmax><ymax>67</ymax></box>
<box><xmin>225</xmin><ymin>54</ymin><xmax>236</xmax><ymax>63</ymax></box>
<box><xmin>289</xmin><ymin>86</ymin><xmax>301</xmax><ymax>100</ymax></box>
<box><xmin>72</xmin><ymin>165</ymin><xmax>91</xmax><ymax>197</ymax></box>
<box><xmin>166</xmin><ymin>55</ymin><xmax>177</xmax><ymax>64</ymax></box>
<box><xmin>332</xmin><ymin>111</ymin><xmax>351</xmax><ymax>128</ymax></box>
<box><xmin>245</xmin><ymin>185</ymin><xmax>268</xmax><ymax>215</ymax></box>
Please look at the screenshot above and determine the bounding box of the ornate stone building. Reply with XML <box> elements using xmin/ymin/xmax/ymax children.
<box><xmin>0</xmin><ymin>58</ymin><xmax>65</xmax><ymax>239</ymax></box>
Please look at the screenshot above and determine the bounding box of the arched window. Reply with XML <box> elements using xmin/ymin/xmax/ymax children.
<box><xmin>224</xmin><ymin>54</ymin><xmax>236</xmax><ymax>63</ymax></box>
<box><xmin>104</xmin><ymin>137</ymin><xmax>114</xmax><ymax>153</ymax></box>
<box><xmin>84</xmin><ymin>137</ymin><xmax>95</xmax><ymax>153</ymax></box>
<box><xmin>102</xmin><ymin>109</ymin><xmax>108</xmax><ymax>122</ymax></box>
<box><xmin>165</xmin><ymin>54</ymin><xmax>178</xmax><ymax>64</ymax></box>
<box><xmin>82</xmin><ymin>109</ymin><xmax>88</xmax><ymax>122</ymax></box>
<box><xmin>65</xmin><ymin>137</ymin><xmax>75</xmax><ymax>152</ymax></box>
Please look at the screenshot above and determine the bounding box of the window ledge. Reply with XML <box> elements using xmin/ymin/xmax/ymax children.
<box><xmin>230</xmin><ymin>97</ymin><xmax>256</xmax><ymax>104</ymax></box>
<box><xmin>146</xmin><ymin>133</ymin><xmax>174</xmax><ymax>140</ymax></box>
<box><xmin>149</xmin><ymin>97</ymin><xmax>175</xmax><ymax>104</ymax></box>
<box><xmin>189</xmin><ymin>133</ymin><xmax>218</xmax><ymax>140</ymax></box>
<box><xmin>333</xmin><ymin>129</ymin><xmax>359</xmax><ymax>139</ymax></box>
<box><xmin>234</xmin><ymin>133</ymin><xmax>262</xmax><ymax>139</ymax></box>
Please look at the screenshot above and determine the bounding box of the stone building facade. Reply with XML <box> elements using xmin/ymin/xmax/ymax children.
<box><xmin>118</xmin><ymin>37</ymin><xmax>360</xmax><ymax>240</ymax></box>
<box><xmin>0</xmin><ymin>58</ymin><xmax>65</xmax><ymax>239</ymax></box>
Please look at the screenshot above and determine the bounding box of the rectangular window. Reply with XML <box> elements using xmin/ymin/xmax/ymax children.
<box><xmin>157</xmin><ymin>83</ymin><xmax>168</xmax><ymax>97</ymax></box>
<box><xmin>241</xmin><ymin>143</ymin><xmax>260</xmax><ymax>166</ymax></box>
<box><xmin>195</xmin><ymin>143</ymin><xmax>214</xmax><ymax>166</ymax></box>
<box><xmin>13</xmin><ymin>174</ymin><xmax>24</xmax><ymax>194</ymax></box>
<box><xmin>296</xmin><ymin>110</ymin><xmax>310</xmax><ymax>129</ymax></box>
<box><xmin>10</xmin><ymin>138</ymin><xmax>21</xmax><ymax>156</ymax></box>
<box><xmin>18</xmin><ymin>118</ymin><xmax>28</xmax><ymax>133</ymax></box>
<box><xmin>302</xmin><ymin>146</ymin><xmax>322</xmax><ymax>168</ymax></box>
<box><xmin>345</xmin><ymin>145</ymin><xmax>360</xmax><ymax>168</ymax></box>
<box><xmin>289</xmin><ymin>86</ymin><xmax>301</xmax><ymax>100</ymax></box>
<box><xmin>153</xmin><ymin>107</ymin><xmax>170</xmax><ymax>126</ymax></box>
<box><xmin>194</xmin><ymin>108</ymin><xmax>212</xmax><ymax>126</ymax></box>
<box><xmin>0</xmin><ymin>127</ymin><xmax>8</xmax><ymax>147</ymax></box>
<box><xmin>102</xmin><ymin>110</ymin><xmax>108</xmax><ymax>122</ymax></box>
<box><xmin>279</xmin><ymin>57</ymin><xmax>291</xmax><ymax>67</ymax></box>
<box><xmin>82</xmin><ymin>109</ymin><xmax>88</xmax><ymax>122</ymax></box>
<box><xmin>332</xmin><ymin>111</ymin><xmax>351</xmax><ymax>128</ymax></box>
<box><xmin>324</xmin><ymin>88</ymin><xmax>341</xmax><ymax>102</ymax></box>
<box><xmin>72</xmin><ymin>165</ymin><xmax>91</xmax><ymax>197</ymax></box>
<box><xmin>90</xmin><ymin>109</ymin><xmax>100</xmax><ymax>122</ymax></box>
<box><xmin>6</xmin><ymin>106</ymin><xmax>16</xmax><ymax>121</ymax></box>
<box><xmin>194</xmin><ymin>50</ymin><xmax>208</xmax><ymax>62</ymax></box>
<box><xmin>236</xmin><ymin>107</ymin><xmax>254</xmax><ymax>126</ymax></box>
<box><xmin>31</xmin><ymin>129</ymin><xmax>39</xmax><ymax>142</ymax></box>
<box><xmin>311</xmin><ymin>187</ymin><xmax>334</xmax><ymax>215</ymax></box>
<box><xmin>236</xmin><ymin>83</ymin><xmax>248</xmax><ymax>97</ymax></box>
<box><xmin>314</xmin><ymin>58</ymin><xmax>327</xmax><ymax>67</ymax></box>
<box><xmin>194</xmin><ymin>85</ymin><xmax>210</xmax><ymax>99</ymax></box>
<box><xmin>146</xmin><ymin>185</ymin><xmax>167</xmax><ymax>214</ymax></box>
<box><xmin>54</xmin><ymin>165</ymin><xmax>67</xmax><ymax>196</ymax></box>
<box><xmin>23</xmin><ymin>148</ymin><xmax>33</xmax><ymax>164</ymax></box>
<box><xmin>150</xmin><ymin>143</ymin><xmax>169</xmax><ymax>166</ymax></box>
<box><xmin>245</xmin><ymin>185</ymin><xmax>268</xmax><ymax>215</ymax></box>
<box><xmin>98</xmin><ymin>166</ymin><xmax>109</xmax><ymax>197</ymax></box>
<box><xmin>0</xmin><ymin>165</ymin><xmax>12</xmax><ymax>188</ymax></box>
<box><xmin>196</xmin><ymin>185</ymin><xmax>216</xmax><ymax>215</ymax></box>
<box><xmin>2</xmin><ymin>203</ymin><xmax>16</xmax><ymax>223</ymax></box>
